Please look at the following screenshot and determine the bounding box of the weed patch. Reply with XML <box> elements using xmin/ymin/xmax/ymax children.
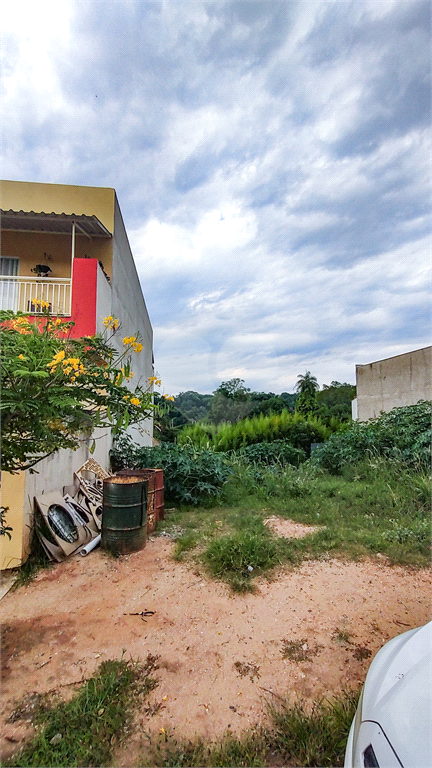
<box><xmin>4</xmin><ymin>655</ymin><xmax>159</xmax><ymax>767</ymax></box>
<box><xmin>233</xmin><ymin>661</ymin><xmax>261</xmax><ymax>681</ymax></box>
<box><xmin>332</xmin><ymin>629</ymin><xmax>352</xmax><ymax>646</ymax></box>
<box><xmin>281</xmin><ymin>638</ymin><xmax>323</xmax><ymax>663</ymax></box>
<box><xmin>141</xmin><ymin>689</ymin><xmax>359</xmax><ymax>767</ymax></box>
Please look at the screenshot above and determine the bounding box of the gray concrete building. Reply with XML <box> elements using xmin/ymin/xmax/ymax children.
<box><xmin>353</xmin><ymin>346</ymin><xmax>432</xmax><ymax>422</ymax></box>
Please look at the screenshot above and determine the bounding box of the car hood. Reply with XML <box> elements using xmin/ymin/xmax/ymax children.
<box><xmin>362</xmin><ymin>621</ymin><xmax>431</xmax><ymax>768</ymax></box>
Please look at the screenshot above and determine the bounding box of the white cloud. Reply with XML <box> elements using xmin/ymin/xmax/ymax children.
<box><xmin>1</xmin><ymin>0</ymin><xmax>430</xmax><ymax>393</ymax></box>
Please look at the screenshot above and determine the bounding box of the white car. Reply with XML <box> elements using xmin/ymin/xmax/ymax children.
<box><xmin>344</xmin><ymin>621</ymin><xmax>431</xmax><ymax>768</ymax></box>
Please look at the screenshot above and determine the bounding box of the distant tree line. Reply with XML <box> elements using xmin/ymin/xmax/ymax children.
<box><xmin>154</xmin><ymin>374</ymin><xmax>356</xmax><ymax>442</ymax></box>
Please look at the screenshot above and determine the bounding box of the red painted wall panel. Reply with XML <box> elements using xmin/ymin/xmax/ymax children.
<box><xmin>26</xmin><ymin>259</ymin><xmax>98</xmax><ymax>337</ymax></box>
<box><xmin>69</xmin><ymin>259</ymin><xmax>97</xmax><ymax>338</ymax></box>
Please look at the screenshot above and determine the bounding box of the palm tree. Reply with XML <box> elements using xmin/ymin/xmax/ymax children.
<box><xmin>295</xmin><ymin>371</ymin><xmax>319</xmax><ymax>395</ymax></box>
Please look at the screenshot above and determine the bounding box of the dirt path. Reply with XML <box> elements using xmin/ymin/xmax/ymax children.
<box><xmin>1</xmin><ymin>535</ymin><xmax>431</xmax><ymax>764</ymax></box>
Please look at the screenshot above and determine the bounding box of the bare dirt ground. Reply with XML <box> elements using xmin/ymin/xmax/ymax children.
<box><xmin>1</xmin><ymin>528</ymin><xmax>431</xmax><ymax>765</ymax></box>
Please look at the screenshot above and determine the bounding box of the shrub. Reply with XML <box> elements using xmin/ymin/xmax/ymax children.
<box><xmin>311</xmin><ymin>401</ymin><xmax>431</xmax><ymax>473</ymax></box>
<box><xmin>110</xmin><ymin>437</ymin><xmax>232</xmax><ymax>506</ymax></box>
<box><xmin>236</xmin><ymin>440</ymin><xmax>306</xmax><ymax>467</ymax></box>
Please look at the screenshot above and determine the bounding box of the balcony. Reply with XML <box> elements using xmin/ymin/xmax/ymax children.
<box><xmin>0</xmin><ymin>276</ymin><xmax>72</xmax><ymax>316</ymax></box>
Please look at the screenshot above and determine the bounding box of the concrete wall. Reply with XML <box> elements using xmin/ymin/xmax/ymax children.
<box><xmin>356</xmin><ymin>346</ymin><xmax>432</xmax><ymax>422</ymax></box>
<box><xmin>111</xmin><ymin>195</ymin><xmax>154</xmax><ymax>446</ymax></box>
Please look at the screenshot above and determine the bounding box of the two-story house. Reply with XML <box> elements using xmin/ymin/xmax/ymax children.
<box><xmin>0</xmin><ymin>180</ymin><xmax>154</xmax><ymax>569</ymax></box>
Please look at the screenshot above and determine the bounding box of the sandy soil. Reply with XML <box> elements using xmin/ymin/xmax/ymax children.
<box><xmin>1</xmin><ymin>528</ymin><xmax>431</xmax><ymax>765</ymax></box>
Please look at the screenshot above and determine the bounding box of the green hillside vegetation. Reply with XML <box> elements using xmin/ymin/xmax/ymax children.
<box><xmin>170</xmin><ymin>377</ymin><xmax>355</xmax><ymax>437</ymax></box>
<box><xmin>177</xmin><ymin>410</ymin><xmax>335</xmax><ymax>453</ymax></box>
<box><xmin>174</xmin><ymin>391</ymin><xmax>213</xmax><ymax>422</ymax></box>
<box><xmin>153</xmin><ymin>393</ymin><xmax>190</xmax><ymax>442</ymax></box>
<box><xmin>316</xmin><ymin>382</ymin><xmax>356</xmax><ymax>424</ymax></box>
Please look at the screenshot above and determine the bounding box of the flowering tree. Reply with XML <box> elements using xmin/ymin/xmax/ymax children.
<box><xmin>0</xmin><ymin>306</ymin><xmax>159</xmax><ymax>473</ymax></box>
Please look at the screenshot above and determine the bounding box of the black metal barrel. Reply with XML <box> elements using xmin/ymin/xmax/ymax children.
<box><xmin>102</xmin><ymin>476</ymin><xmax>148</xmax><ymax>555</ymax></box>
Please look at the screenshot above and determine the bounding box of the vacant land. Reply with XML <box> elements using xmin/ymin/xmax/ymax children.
<box><xmin>1</xmin><ymin>531</ymin><xmax>430</xmax><ymax>766</ymax></box>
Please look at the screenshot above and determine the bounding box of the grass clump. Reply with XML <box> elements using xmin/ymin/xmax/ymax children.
<box><xmin>5</xmin><ymin>655</ymin><xmax>159</xmax><ymax>767</ymax></box>
<box><xmin>268</xmin><ymin>690</ymin><xmax>359</xmax><ymax>766</ymax></box>
<box><xmin>173</xmin><ymin>531</ymin><xmax>199</xmax><ymax>561</ymax></box>
<box><xmin>142</xmin><ymin>689</ymin><xmax>359</xmax><ymax>767</ymax></box>
<box><xmin>203</xmin><ymin>528</ymin><xmax>283</xmax><ymax>592</ymax></box>
<box><xmin>144</xmin><ymin>730</ymin><xmax>266</xmax><ymax>767</ymax></box>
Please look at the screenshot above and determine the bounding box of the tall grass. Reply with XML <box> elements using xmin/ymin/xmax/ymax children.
<box><xmin>160</xmin><ymin>456</ymin><xmax>431</xmax><ymax>592</ymax></box>
<box><xmin>177</xmin><ymin>410</ymin><xmax>333</xmax><ymax>454</ymax></box>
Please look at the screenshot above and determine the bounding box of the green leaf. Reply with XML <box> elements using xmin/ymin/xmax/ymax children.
<box><xmin>28</xmin><ymin>370</ymin><xmax>50</xmax><ymax>378</ymax></box>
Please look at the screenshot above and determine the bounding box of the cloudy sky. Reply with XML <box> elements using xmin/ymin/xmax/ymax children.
<box><xmin>2</xmin><ymin>1</ymin><xmax>430</xmax><ymax>395</ymax></box>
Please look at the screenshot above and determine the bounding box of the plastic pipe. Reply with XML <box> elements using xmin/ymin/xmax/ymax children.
<box><xmin>79</xmin><ymin>534</ymin><xmax>101</xmax><ymax>556</ymax></box>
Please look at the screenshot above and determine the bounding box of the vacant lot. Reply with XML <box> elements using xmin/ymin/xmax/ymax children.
<box><xmin>1</xmin><ymin>532</ymin><xmax>430</xmax><ymax>766</ymax></box>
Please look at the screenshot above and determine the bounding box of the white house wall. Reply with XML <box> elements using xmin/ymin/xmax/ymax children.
<box><xmin>111</xmin><ymin>195</ymin><xmax>154</xmax><ymax>446</ymax></box>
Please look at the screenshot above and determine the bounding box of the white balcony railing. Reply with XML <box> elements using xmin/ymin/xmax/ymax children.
<box><xmin>0</xmin><ymin>277</ymin><xmax>72</xmax><ymax>316</ymax></box>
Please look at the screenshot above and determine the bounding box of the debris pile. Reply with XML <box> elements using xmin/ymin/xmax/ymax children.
<box><xmin>35</xmin><ymin>459</ymin><xmax>109</xmax><ymax>561</ymax></box>
<box><xmin>34</xmin><ymin>460</ymin><xmax>164</xmax><ymax>561</ymax></box>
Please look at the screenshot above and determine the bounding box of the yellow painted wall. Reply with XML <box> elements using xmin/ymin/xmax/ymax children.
<box><xmin>0</xmin><ymin>472</ymin><xmax>27</xmax><ymax>570</ymax></box>
<box><xmin>1</xmin><ymin>231</ymin><xmax>112</xmax><ymax>278</ymax></box>
<box><xmin>1</xmin><ymin>180</ymin><xmax>115</xmax><ymax>233</ymax></box>
<box><xmin>0</xmin><ymin>180</ymin><xmax>114</xmax><ymax>277</ymax></box>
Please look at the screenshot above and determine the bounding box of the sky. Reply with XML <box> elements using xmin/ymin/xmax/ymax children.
<box><xmin>1</xmin><ymin>0</ymin><xmax>430</xmax><ymax>395</ymax></box>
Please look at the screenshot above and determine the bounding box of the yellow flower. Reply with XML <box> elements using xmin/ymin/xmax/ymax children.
<box><xmin>130</xmin><ymin>397</ymin><xmax>140</xmax><ymax>406</ymax></box>
<box><xmin>18</xmin><ymin>354</ymin><xmax>26</xmax><ymax>360</ymax></box>
<box><xmin>55</xmin><ymin>318</ymin><xmax>62</xmax><ymax>325</ymax></box>
<box><xmin>103</xmin><ymin>316</ymin><xmax>113</xmax><ymax>327</ymax></box>
<box><xmin>133</xmin><ymin>343</ymin><xmax>143</xmax><ymax>353</ymax></box>
<box><xmin>123</xmin><ymin>336</ymin><xmax>136</xmax><ymax>345</ymax></box>
<box><xmin>110</xmin><ymin>319</ymin><xmax>119</xmax><ymax>330</ymax></box>
<box><xmin>163</xmin><ymin>395</ymin><xmax>175</xmax><ymax>401</ymax></box>
<box><xmin>123</xmin><ymin>395</ymin><xmax>129</xmax><ymax>401</ymax></box>
<box><xmin>71</xmin><ymin>376</ymin><xmax>76</xmax><ymax>382</ymax></box>
<box><xmin>53</xmin><ymin>350</ymin><xmax>65</xmax><ymax>362</ymax></box>
<box><xmin>64</xmin><ymin>366</ymin><xmax>72</xmax><ymax>375</ymax></box>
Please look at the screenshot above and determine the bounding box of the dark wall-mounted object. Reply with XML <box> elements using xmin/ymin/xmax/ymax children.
<box><xmin>31</xmin><ymin>264</ymin><xmax>52</xmax><ymax>277</ymax></box>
